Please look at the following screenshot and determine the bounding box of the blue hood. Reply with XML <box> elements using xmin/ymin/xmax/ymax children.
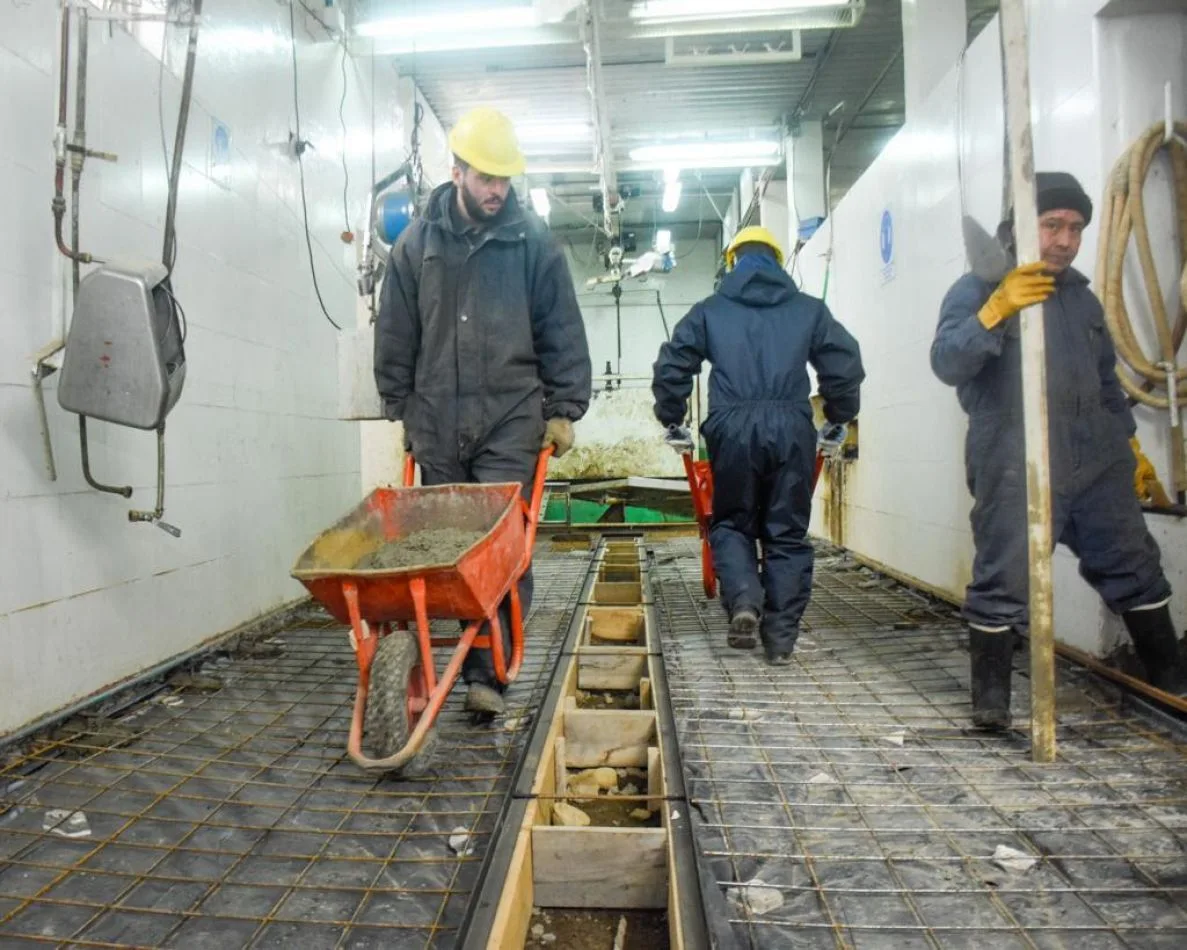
<box><xmin>718</xmin><ymin>256</ymin><xmax>797</xmax><ymax>308</ymax></box>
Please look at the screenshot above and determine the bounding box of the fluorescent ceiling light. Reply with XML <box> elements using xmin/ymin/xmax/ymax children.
<box><xmin>518</xmin><ymin>122</ymin><xmax>593</xmax><ymax>156</ymax></box>
<box><xmin>630</xmin><ymin>0</ymin><xmax>846</xmax><ymax>23</ymax></box>
<box><xmin>631</xmin><ymin>141</ymin><xmax>780</xmax><ymax>164</ymax></box>
<box><xmin>518</xmin><ymin>123</ymin><xmax>592</xmax><ymax>144</ymax></box>
<box><xmin>655</xmin><ymin>229</ymin><xmax>673</xmax><ymax>254</ymax></box>
<box><xmin>529</xmin><ymin>187</ymin><xmax>551</xmax><ymax>218</ymax></box>
<box><xmin>358</xmin><ymin>5</ymin><xmax>537</xmax><ymax>39</ymax></box>
<box><xmin>663</xmin><ymin>166</ymin><xmax>682</xmax><ymax>184</ymax></box>
<box><xmin>662</xmin><ymin>181</ymin><xmax>683</xmax><ymax>213</ymax></box>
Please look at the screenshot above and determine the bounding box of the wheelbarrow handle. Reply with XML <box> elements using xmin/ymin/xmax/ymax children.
<box><xmin>525</xmin><ymin>446</ymin><xmax>554</xmax><ymax>551</ymax></box>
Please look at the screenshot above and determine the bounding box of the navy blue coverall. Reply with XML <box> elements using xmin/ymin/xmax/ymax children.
<box><xmin>931</xmin><ymin>267</ymin><xmax>1170</xmax><ymax>631</ymax></box>
<box><xmin>652</xmin><ymin>256</ymin><xmax>865</xmax><ymax>652</ymax></box>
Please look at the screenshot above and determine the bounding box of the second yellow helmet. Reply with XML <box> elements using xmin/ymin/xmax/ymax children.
<box><xmin>725</xmin><ymin>225</ymin><xmax>785</xmax><ymax>271</ymax></box>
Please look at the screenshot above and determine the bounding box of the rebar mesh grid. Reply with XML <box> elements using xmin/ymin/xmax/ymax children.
<box><xmin>0</xmin><ymin>549</ymin><xmax>592</xmax><ymax>949</ymax></box>
<box><xmin>651</xmin><ymin>540</ymin><xmax>1187</xmax><ymax>950</ymax></box>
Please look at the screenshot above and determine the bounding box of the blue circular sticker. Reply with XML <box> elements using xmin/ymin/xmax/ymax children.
<box><xmin>879</xmin><ymin>209</ymin><xmax>893</xmax><ymax>265</ymax></box>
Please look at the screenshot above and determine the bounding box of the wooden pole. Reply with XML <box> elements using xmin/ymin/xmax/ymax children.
<box><xmin>999</xmin><ymin>0</ymin><xmax>1056</xmax><ymax>763</ymax></box>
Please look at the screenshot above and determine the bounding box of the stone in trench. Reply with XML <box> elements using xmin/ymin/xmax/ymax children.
<box><xmin>531</xmin><ymin>924</ymin><xmax>545</xmax><ymax>938</ymax></box>
<box><xmin>569</xmin><ymin>767</ymin><xmax>618</xmax><ymax>794</ymax></box>
<box><xmin>630</xmin><ymin>808</ymin><xmax>653</xmax><ymax>821</ymax></box>
<box><xmin>551</xmin><ymin>802</ymin><xmax>591</xmax><ymax>827</ymax></box>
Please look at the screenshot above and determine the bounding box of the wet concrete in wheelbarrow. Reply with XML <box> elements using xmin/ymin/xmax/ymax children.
<box><xmin>0</xmin><ymin>549</ymin><xmax>592</xmax><ymax>949</ymax></box>
<box><xmin>352</xmin><ymin>528</ymin><xmax>487</xmax><ymax>572</ymax></box>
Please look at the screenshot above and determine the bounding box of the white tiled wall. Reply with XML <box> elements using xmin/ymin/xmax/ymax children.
<box><xmin>800</xmin><ymin>3</ymin><xmax>1187</xmax><ymax>656</ymax></box>
<box><xmin>0</xmin><ymin>1</ymin><xmax>409</xmax><ymax>733</ymax></box>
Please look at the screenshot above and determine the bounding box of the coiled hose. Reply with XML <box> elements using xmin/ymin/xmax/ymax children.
<box><xmin>1095</xmin><ymin>120</ymin><xmax>1187</xmax><ymax>493</ymax></box>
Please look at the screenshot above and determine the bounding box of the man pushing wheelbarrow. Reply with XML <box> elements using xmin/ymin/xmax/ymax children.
<box><xmin>651</xmin><ymin>226</ymin><xmax>864</xmax><ymax>666</ymax></box>
<box><xmin>372</xmin><ymin>106</ymin><xmax>591</xmax><ymax>718</ymax></box>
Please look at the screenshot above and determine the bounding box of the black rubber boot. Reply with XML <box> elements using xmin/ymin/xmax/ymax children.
<box><xmin>1122</xmin><ymin>605</ymin><xmax>1187</xmax><ymax>696</ymax></box>
<box><xmin>464</xmin><ymin>682</ymin><xmax>505</xmax><ymax>719</ymax></box>
<box><xmin>728</xmin><ymin>608</ymin><xmax>760</xmax><ymax>650</ymax></box>
<box><xmin>969</xmin><ymin>627</ymin><xmax>1013</xmax><ymax>731</ymax></box>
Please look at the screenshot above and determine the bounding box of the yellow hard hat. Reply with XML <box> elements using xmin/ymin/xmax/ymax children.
<box><xmin>447</xmin><ymin>107</ymin><xmax>526</xmax><ymax>178</ymax></box>
<box><xmin>725</xmin><ymin>225</ymin><xmax>784</xmax><ymax>270</ymax></box>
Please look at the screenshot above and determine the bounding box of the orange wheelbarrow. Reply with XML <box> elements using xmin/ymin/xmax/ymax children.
<box><xmin>292</xmin><ymin>448</ymin><xmax>552</xmax><ymax>774</ymax></box>
<box><xmin>682</xmin><ymin>449</ymin><xmax>826</xmax><ymax>601</ymax></box>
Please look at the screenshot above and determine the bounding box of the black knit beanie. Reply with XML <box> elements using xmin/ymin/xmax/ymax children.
<box><xmin>1036</xmin><ymin>171</ymin><xmax>1092</xmax><ymax>225</ymax></box>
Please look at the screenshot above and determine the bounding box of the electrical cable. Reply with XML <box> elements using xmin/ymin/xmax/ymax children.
<box><xmin>655</xmin><ymin>290</ymin><xmax>670</xmax><ymax>342</ymax></box>
<box><xmin>675</xmin><ymin>186</ymin><xmax>706</xmax><ymax>260</ymax></box>
<box><xmin>288</xmin><ymin>0</ymin><xmax>343</xmax><ymax>331</ymax></box>
<box><xmin>158</xmin><ymin>21</ymin><xmax>173</xmax><ymax>271</ymax></box>
<box><xmin>161</xmin><ymin>283</ymin><xmax>188</xmax><ymax>344</ymax></box>
<box><xmin>338</xmin><ymin>38</ymin><xmax>351</xmax><ymax>234</ymax></box>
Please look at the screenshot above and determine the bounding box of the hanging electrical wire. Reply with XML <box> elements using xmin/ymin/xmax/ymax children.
<box><xmin>338</xmin><ymin>38</ymin><xmax>351</xmax><ymax>235</ymax></box>
<box><xmin>288</xmin><ymin>0</ymin><xmax>342</xmax><ymax>331</ymax></box>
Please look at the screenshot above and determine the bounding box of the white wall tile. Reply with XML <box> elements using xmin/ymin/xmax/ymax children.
<box><xmin>0</xmin><ymin>0</ymin><xmax>410</xmax><ymax>734</ymax></box>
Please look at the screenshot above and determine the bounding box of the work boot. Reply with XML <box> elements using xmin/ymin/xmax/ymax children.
<box><xmin>765</xmin><ymin>649</ymin><xmax>794</xmax><ymax>667</ymax></box>
<box><xmin>968</xmin><ymin>627</ymin><xmax>1013</xmax><ymax>731</ymax></box>
<box><xmin>728</xmin><ymin>608</ymin><xmax>760</xmax><ymax>650</ymax></box>
<box><xmin>464</xmin><ymin>682</ymin><xmax>505</xmax><ymax>718</ymax></box>
<box><xmin>1122</xmin><ymin>605</ymin><xmax>1187</xmax><ymax>696</ymax></box>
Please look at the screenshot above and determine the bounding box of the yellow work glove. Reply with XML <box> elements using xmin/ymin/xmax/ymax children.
<box><xmin>977</xmin><ymin>261</ymin><xmax>1056</xmax><ymax>330</ymax></box>
<box><xmin>1130</xmin><ymin>437</ymin><xmax>1171</xmax><ymax>506</ymax></box>
<box><xmin>542</xmin><ymin>418</ymin><xmax>575</xmax><ymax>458</ymax></box>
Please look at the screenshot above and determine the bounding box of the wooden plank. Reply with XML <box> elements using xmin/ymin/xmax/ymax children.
<box><xmin>486</xmin><ymin>799</ymin><xmax>539</xmax><ymax>950</ymax></box>
<box><xmin>593</xmin><ymin>581</ymin><xmax>643</xmax><ymax>605</ymax></box>
<box><xmin>578</xmin><ymin>651</ymin><xmax>648</xmax><ymax>691</ymax></box>
<box><xmin>564</xmin><ymin>709</ymin><xmax>656</xmax><ymax>768</ymax></box>
<box><xmin>665</xmin><ymin>809</ymin><xmax>686</xmax><ymax>950</ymax></box>
<box><xmin>531</xmin><ymin>827</ymin><xmax>668</xmax><ymax>910</ymax></box>
<box><xmin>586</xmin><ymin>606</ymin><xmax>645</xmax><ymax>643</ymax></box>
<box><xmin>553</xmin><ymin>737</ymin><xmax>567</xmax><ymax>800</ymax></box>
<box><xmin>647</xmin><ymin>746</ymin><xmax>662</xmax><ymax>811</ymax></box>
<box><xmin>998</xmin><ymin>0</ymin><xmax>1056</xmax><ymax>765</ymax></box>
<box><xmin>600</xmin><ymin>567</ymin><xmax>642</xmax><ymax>584</ymax></box>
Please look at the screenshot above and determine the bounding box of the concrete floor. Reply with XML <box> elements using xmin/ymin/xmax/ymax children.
<box><xmin>0</xmin><ymin>553</ymin><xmax>589</xmax><ymax>949</ymax></box>
<box><xmin>653</xmin><ymin>540</ymin><xmax>1187</xmax><ymax>949</ymax></box>
<box><xmin>3</xmin><ymin>538</ymin><xmax>1186</xmax><ymax>949</ymax></box>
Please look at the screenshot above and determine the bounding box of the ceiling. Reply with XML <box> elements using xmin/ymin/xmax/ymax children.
<box><xmin>355</xmin><ymin>1</ymin><xmax>1001</xmax><ymax>233</ymax></box>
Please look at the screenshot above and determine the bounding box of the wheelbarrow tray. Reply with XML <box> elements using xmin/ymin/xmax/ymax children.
<box><xmin>292</xmin><ymin>482</ymin><xmax>524</xmax><ymax>624</ymax></box>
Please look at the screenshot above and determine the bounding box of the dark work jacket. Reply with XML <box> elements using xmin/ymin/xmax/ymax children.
<box><xmin>374</xmin><ymin>183</ymin><xmax>591</xmax><ymax>469</ymax></box>
<box><xmin>930</xmin><ymin>267</ymin><xmax>1135</xmax><ymax>492</ymax></box>
<box><xmin>652</xmin><ymin>260</ymin><xmax>865</xmax><ymax>430</ymax></box>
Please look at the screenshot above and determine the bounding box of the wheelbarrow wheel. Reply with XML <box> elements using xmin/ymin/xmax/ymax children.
<box><xmin>364</xmin><ymin>632</ymin><xmax>437</xmax><ymax>775</ymax></box>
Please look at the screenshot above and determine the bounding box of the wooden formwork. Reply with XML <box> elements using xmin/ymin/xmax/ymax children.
<box><xmin>484</xmin><ymin>540</ymin><xmax>693</xmax><ymax>950</ymax></box>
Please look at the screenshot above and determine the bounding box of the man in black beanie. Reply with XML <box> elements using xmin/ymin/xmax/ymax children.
<box><xmin>931</xmin><ymin>171</ymin><xmax>1187</xmax><ymax>729</ymax></box>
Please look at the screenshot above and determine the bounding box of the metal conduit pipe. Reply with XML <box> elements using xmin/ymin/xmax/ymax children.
<box><xmin>1096</xmin><ymin>120</ymin><xmax>1187</xmax><ymax>492</ymax></box>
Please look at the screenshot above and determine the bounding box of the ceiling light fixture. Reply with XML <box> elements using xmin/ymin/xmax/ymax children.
<box><xmin>357</xmin><ymin>5</ymin><xmax>537</xmax><ymax>39</ymax></box>
<box><xmin>662</xmin><ymin>181</ymin><xmax>683</xmax><ymax>213</ymax></box>
<box><xmin>629</xmin><ymin>0</ymin><xmax>849</xmax><ymax>23</ymax></box>
<box><xmin>529</xmin><ymin>187</ymin><xmax>552</xmax><ymax>219</ymax></box>
<box><xmin>631</xmin><ymin>141</ymin><xmax>781</xmax><ymax>167</ymax></box>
